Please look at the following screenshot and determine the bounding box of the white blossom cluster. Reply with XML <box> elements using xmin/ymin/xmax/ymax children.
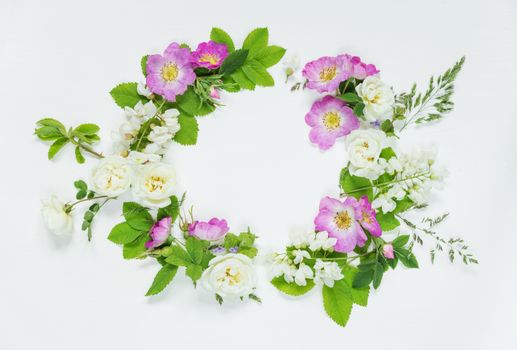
<box><xmin>270</xmin><ymin>231</ymin><xmax>344</xmax><ymax>287</ymax></box>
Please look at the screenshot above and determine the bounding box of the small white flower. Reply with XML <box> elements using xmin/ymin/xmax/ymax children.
<box><xmin>314</xmin><ymin>260</ymin><xmax>344</xmax><ymax>287</ymax></box>
<box><xmin>372</xmin><ymin>192</ymin><xmax>397</xmax><ymax>213</ymax></box>
<box><xmin>294</xmin><ymin>263</ymin><xmax>314</xmax><ymax>286</ymax></box>
<box><xmin>289</xmin><ymin>230</ymin><xmax>313</xmax><ymax>249</ymax></box>
<box><xmin>127</xmin><ymin>151</ymin><xmax>161</xmax><ymax>165</ymax></box>
<box><xmin>309</xmin><ymin>232</ymin><xmax>337</xmax><ymax>251</ymax></box>
<box><xmin>41</xmin><ymin>195</ymin><xmax>73</xmax><ymax>235</ymax></box>
<box><xmin>124</xmin><ymin>100</ymin><xmax>157</xmax><ymax>120</ymax></box>
<box><xmin>144</xmin><ymin>142</ymin><xmax>163</xmax><ymax>155</ymax></box>
<box><xmin>132</xmin><ymin>162</ymin><xmax>176</xmax><ymax>208</ymax></box>
<box><xmin>137</xmin><ymin>82</ymin><xmax>153</xmax><ymax>98</ymax></box>
<box><xmin>148</xmin><ymin>125</ymin><xmax>172</xmax><ymax>146</ymax></box>
<box><xmin>90</xmin><ymin>156</ymin><xmax>133</xmax><ymax>197</ymax></box>
<box><xmin>202</xmin><ymin>253</ymin><xmax>256</xmax><ymax>300</ymax></box>
<box><xmin>162</xmin><ymin>109</ymin><xmax>181</xmax><ymax>135</ymax></box>
<box><xmin>355</xmin><ymin>76</ymin><xmax>395</xmax><ymax>121</ymax></box>
<box><xmin>292</xmin><ymin>249</ymin><xmax>311</xmax><ymax>264</ymax></box>
<box><xmin>282</xmin><ymin>54</ymin><xmax>301</xmax><ymax>80</ymax></box>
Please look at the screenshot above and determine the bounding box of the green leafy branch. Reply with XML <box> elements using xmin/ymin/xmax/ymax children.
<box><xmin>35</xmin><ymin>118</ymin><xmax>103</xmax><ymax>163</ymax></box>
<box><xmin>396</xmin><ymin>56</ymin><xmax>465</xmax><ymax>131</ymax></box>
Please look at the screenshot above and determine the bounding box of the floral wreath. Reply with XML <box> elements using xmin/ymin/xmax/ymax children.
<box><xmin>35</xmin><ymin>27</ymin><xmax>477</xmax><ymax>325</ymax></box>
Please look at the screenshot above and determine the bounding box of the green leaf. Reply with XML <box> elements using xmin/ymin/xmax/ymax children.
<box><xmin>393</xmin><ymin>197</ymin><xmax>414</xmax><ymax>214</ymax></box>
<box><xmin>74</xmin><ymin>146</ymin><xmax>85</xmax><ymax>164</ymax></box>
<box><xmin>353</xmin><ymin>103</ymin><xmax>365</xmax><ymax>117</ymax></box>
<box><xmin>372</xmin><ymin>262</ymin><xmax>384</xmax><ymax>289</ymax></box>
<box><xmin>379</xmin><ymin>147</ymin><xmax>397</xmax><ymax>160</ymax></box>
<box><xmin>352</xmin><ymin>269</ymin><xmax>373</xmax><ymax>288</ymax></box>
<box><xmin>185</xmin><ymin>264</ymin><xmax>203</xmax><ymax>282</ymax></box>
<box><xmin>219</xmin><ymin>49</ymin><xmax>249</xmax><ymax>76</ymax></box>
<box><xmin>271</xmin><ymin>277</ymin><xmax>315</xmax><ymax>296</ymax></box>
<box><xmin>35</xmin><ymin>126</ymin><xmax>64</xmax><ymax>141</ymax></box>
<box><xmin>241</xmin><ymin>60</ymin><xmax>274</xmax><ymax>87</ymax></box>
<box><xmin>145</xmin><ymin>264</ymin><xmax>178</xmax><ymax>296</ymax></box>
<box><xmin>381</xmin><ymin>120</ymin><xmax>395</xmax><ymax>136</ymax></box>
<box><xmin>231</xmin><ymin>68</ymin><xmax>255</xmax><ymax>90</ymax></box>
<box><xmin>141</xmin><ymin>55</ymin><xmax>148</xmax><ymax>76</ymax></box>
<box><xmin>74</xmin><ymin>180</ymin><xmax>88</xmax><ymax>192</ymax></box>
<box><xmin>36</xmin><ymin>118</ymin><xmax>66</xmax><ymax>134</ymax></box>
<box><xmin>74</xmin><ymin>124</ymin><xmax>100</xmax><ymax>135</ymax></box>
<box><xmin>157</xmin><ymin>196</ymin><xmax>180</xmax><ymax>221</ymax></box>
<box><xmin>342</xmin><ymin>266</ymin><xmax>369</xmax><ymax>307</ymax></box>
<box><xmin>186</xmin><ymin>237</ymin><xmax>209</xmax><ymax>265</ymax></box>
<box><xmin>322</xmin><ymin>280</ymin><xmax>354</xmax><ymax>327</ymax></box>
<box><xmin>376</xmin><ymin>212</ymin><xmax>400</xmax><ymax>231</ymax></box>
<box><xmin>339</xmin><ymin>168</ymin><xmax>373</xmax><ymax>200</ymax></box>
<box><xmin>238</xmin><ymin>247</ymin><xmax>258</xmax><ymax>258</ymax></box>
<box><xmin>108</xmin><ymin>222</ymin><xmax>144</xmax><ymax>244</ymax></box>
<box><xmin>252</xmin><ymin>45</ymin><xmax>286</xmax><ymax>68</ymax></box>
<box><xmin>173</xmin><ymin>114</ymin><xmax>198</xmax><ymax>145</ymax></box>
<box><xmin>210</xmin><ymin>27</ymin><xmax>235</xmax><ymax>52</ymax></box>
<box><xmin>242</xmin><ymin>28</ymin><xmax>268</xmax><ymax>54</ymax></box>
<box><xmin>392</xmin><ymin>235</ymin><xmax>410</xmax><ymax>248</ymax></box>
<box><xmin>48</xmin><ymin>137</ymin><xmax>69</xmax><ymax>160</ymax></box>
<box><xmin>165</xmin><ymin>245</ymin><xmax>192</xmax><ymax>266</ymax></box>
<box><xmin>338</xmin><ymin>93</ymin><xmax>362</xmax><ymax>103</ymax></box>
<box><xmin>110</xmin><ymin>82</ymin><xmax>144</xmax><ymax>109</ymax></box>
<box><xmin>175</xmin><ymin>87</ymin><xmax>215</xmax><ymax>116</ymax></box>
<box><xmin>122</xmin><ymin>234</ymin><xmax>149</xmax><ymax>259</ymax></box>
<box><xmin>122</xmin><ymin>202</ymin><xmax>154</xmax><ymax>231</ymax></box>
<box><xmin>395</xmin><ymin>248</ymin><xmax>419</xmax><ymax>268</ymax></box>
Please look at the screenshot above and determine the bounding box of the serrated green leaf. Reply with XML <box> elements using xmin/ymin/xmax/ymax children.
<box><xmin>110</xmin><ymin>82</ymin><xmax>144</xmax><ymax>109</ymax></box>
<box><xmin>145</xmin><ymin>264</ymin><xmax>178</xmax><ymax>296</ymax></box>
<box><xmin>372</xmin><ymin>262</ymin><xmax>384</xmax><ymax>289</ymax></box>
<box><xmin>252</xmin><ymin>45</ymin><xmax>286</xmax><ymax>68</ymax></box>
<box><xmin>219</xmin><ymin>49</ymin><xmax>249</xmax><ymax>76</ymax></box>
<box><xmin>379</xmin><ymin>147</ymin><xmax>397</xmax><ymax>161</ymax></box>
<box><xmin>231</xmin><ymin>68</ymin><xmax>255</xmax><ymax>90</ymax></box>
<box><xmin>141</xmin><ymin>55</ymin><xmax>148</xmax><ymax>76</ymax></box>
<box><xmin>157</xmin><ymin>196</ymin><xmax>180</xmax><ymax>222</ymax></box>
<box><xmin>108</xmin><ymin>222</ymin><xmax>144</xmax><ymax>244</ymax></box>
<box><xmin>376</xmin><ymin>211</ymin><xmax>400</xmax><ymax>231</ymax></box>
<box><xmin>165</xmin><ymin>245</ymin><xmax>192</xmax><ymax>266</ymax></box>
<box><xmin>339</xmin><ymin>168</ymin><xmax>373</xmax><ymax>200</ymax></box>
<box><xmin>186</xmin><ymin>237</ymin><xmax>209</xmax><ymax>265</ymax></box>
<box><xmin>122</xmin><ymin>234</ymin><xmax>149</xmax><ymax>259</ymax></box>
<box><xmin>186</xmin><ymin>264</ymin><xmax>203</xmax><ymax>282</ymax></box>
<box><xmin>48</xmin><ymin>137</ymin><xmax>69</xmax><ymax>160</ymax></box>
<box><xmin>242</xmin><ymin>28</ymin><xmax>268</xmax><ymax>54</ymax></box>
<box><xmin>122</xmin><ymin>202</ymin><xmax>154</xmax><ymax>231</ymax></box>
<box><xmin>322</xmin><ymin>280</ymin><xmax>354</xmax><ymax>327</ymax></box>
<box><xmin>173</xmin><ymin>114</ymin><xmax>198</xmax><ymax>145</ymax></box>
<box><xmin>392</xmin><ymin>235</ymin><xmax>410</xmax><ymax>248</ymax></box>
<box><xmin>352</xmin><ymin>269</ymin><xmax>373</xmax><ymax>288</ymax></box>
<box><xmin>175</xmin><ymin>87</ymin><xmax>215</xmax><ymax>117</ymax></box>
<box><xmin>393</xmin><ymin>197</ymin><xmax>414</xmax><ymax>214</ymax></box>
<box><xmin>271</xmin><ymin>277</ymin><xmax>315</xmax><ymax>296</ymax></box>
<box><xmin>338</xmin><ymin>93</ymin><xmax>362</xmax><ymax>103</ymax></box>
<box><xmin>342</xmin><ymin>266</ymin><xmax>369</xmax><ymax>307</ymax></box>
<box><xmin>210</xmin><ymin>27</ymin><xmax>235</xmax><ymax>52</ymax></box>
<box><xmin>241</xmin><ymin>60</ymin><xmax>274</xmax><ymax>87</ymax></box>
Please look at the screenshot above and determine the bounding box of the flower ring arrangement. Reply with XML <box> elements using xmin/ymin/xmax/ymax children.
<box><xmin>36</xmin><ymin>27</ymin><xmax>286</xmax><ymax>304</ymax></box>
<box><xmin>271</xmin><ymin>54</ymin><xmax>478</xmax><ymax>326</ymax></box>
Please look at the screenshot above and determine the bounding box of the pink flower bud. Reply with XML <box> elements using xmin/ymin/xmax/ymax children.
<box><xmin>383</xmin><ymin>244</ymin><xmax>395</xmax><ymax>259</ymax></box>
<box><xmin>209</xmin><ymin>87</ymin><xmax>220</xmax><ymax>99</ymax></box>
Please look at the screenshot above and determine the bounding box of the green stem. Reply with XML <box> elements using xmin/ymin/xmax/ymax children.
<box><xmin>134</xmin><ymin>100</ymin><xmax>167</xmax><ymax>151</ymax></box>
<box><xmin>342</xmin><ymin>172</ymin><xmax>431</xmax><ymax>196</ymax></box>
<box><xmin>65</xmin><ymin>195</ymin><xmax>109</xmax><ymax>212</ymax></box>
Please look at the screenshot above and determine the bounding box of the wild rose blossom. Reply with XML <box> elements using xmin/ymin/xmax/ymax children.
<box><xmin>305</xmin><ymin>95</ymin><xmax>360</xmax><ymax>150</ymax></box>
<box><xmin>191</xmin><ymin>41</ymin><xmax>228</xmax><ymax>69</ymax></box>
<box><xmin>146</xmin><ymin>42</ymin><xmax>196</xmax><ymax>102</ymax></box>
<box><xmin>302</xmin><ymin>56</ymin><xmax>350</xmax><ymax>93</ymax></box>
<box><xmin>41</xmin><ymin>195</ymin><xmax>73</xmax><ymax>235</ymax></box>
<box><xmin>338</xmin><ymin>54</ymin><xmax>379</xmax><ymax>80</ymax></box>
<box><xmin>355</xmin><ymin>196</ymin><xmax>382</xmax><ymax>237</ymax></box>
<box><xmin>145</xmin><ymin>216</ymin><xmax>172</xmax><ymax>249</ymax></box>
<box><xmin>314</xmin><ymin>196</ymin><xmax>367</xmax><ymax>253</ymax></box>
<box><xmin>188</xmin><ymin>218</ymin><xmax>229</xmax><ymax>242</ymax></box>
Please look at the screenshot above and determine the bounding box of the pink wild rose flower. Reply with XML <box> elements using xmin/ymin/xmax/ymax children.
<box><xmin>305</xmin><ymin>95</ymin><xmax>360</xmax><ymax>150</ymax></box>
<box><xmin>354</xmin><ymin>195</ymin><xmax>382</xmax><ymax>237</ymax></box>
<box><xmin>188</xmin><ymin>218</ymin><xmax>229</xmax><ymax>242</ymax></box>
<box><xmin>146</xmin><ymin>42</ymin><xmax>196</xmax><ymax>102</ymax></box>
<box><xmin>302</xmin><ymin>55</ymin><xmax>350</xmax><ymax>93</ymax></box>
<box><xmin>145</xmin><ymin>216</ymin><xmax>172</xmax><ymax>249</ymax></box>
<box><xmin>191</xmin><ymin>40</ymin><xmax>229</xmax><ymax>69</ymax></box>
<box><xmin>314</xmin><ymin>196</ymin><xmax>367</xmax><ymax>253</ymax></box>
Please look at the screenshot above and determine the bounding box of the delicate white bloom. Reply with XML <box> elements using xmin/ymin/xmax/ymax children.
<box><xmin>314</xmin><ymin>260</ymin><xmax>344</xmax><ymax>287</ymax></box>
<box><xmin>41</xmin><ymin>195</ymin><xmax>73</xmax><ymax>235</ymax></box>
<box><xmin>137</xmin><ymin>82</ymin><xmax>153</xmax><ymax>98</ymax></box>
<box><xmin>289</xmin><ymin>230</ymin><xmax>314</xmax><ymax>249</ymax></box>
<box><xmin>282</xmin><ymin>54</ymin><xmax>301</xmax><ymax>80</ymax></box>
<box><xmin>372</xmin><ymin>192</ymin><xmax>397</xmax><ymax>213</ymax></box>
<box><xmin>144</xmin><ymin>142</ymin><xmax>163</xmax><ymax>155</ymax></box>
<box><xmin>148</xmin><ymin>125</ymin><xmax>172</xmax><ymax>146</ymax></box>
<box><xmin>378</xmin><ymin>156</ymin><xmax>402</xmax><ymax>175</ymax></box>
<box><xmin>355</xmin><ymin>76</ymin><xmax>395</xmax><ymax>121</ymax></box>
<box><xmin>270</xmin><ymin>254</ymin><xmax>297</xmax><ymax>283</ymax></box>
<box><xmin>201</xmin><ymin>253</ymin><xmax>256</xmax><ymax>299</ymax></box>
<box><xmin>346</xmin><ymin>129</ymin><xmax>386</xmax><ymax>180</ymax></box>
<box><xmin>90</xmin><ymin>156</ymin><xmax>133</xmax><ymax>197</ymax></box>
<box><xmin>132</xmin><ymin>162</ymin><xmax>176</xmax><ymax>208</ymax></box>
<box><xmin>124</xmin><ymin>100</ymin><xmax>157</xmax><ymax>121</ymax></box>
<box><xmin>309</xmin><ymin>232</ymin><xmax>337</xmax><ymax>251</ymax></box>
<box><xmin>293</xmin><ymin>249</ymin><xmax>311</xmax><ymax>264</ymax></box>
<box><xmin>162</xmin><ymin>109</ymin><xmax>181</xmax><ymax>135</ymax></box>
<box><xmin>127</xmin><ymin>151</ymin><xmax>161</xmax><ymax>165</ymax></box>
<box><xmin>294</xmin><ymin>263</ymin><xmax>314</xmax><ymax>286</ymax></box>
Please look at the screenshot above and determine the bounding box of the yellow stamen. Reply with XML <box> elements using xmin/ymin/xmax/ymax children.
<box><xmin>319</xmin><ymin>66</ymin><xmax>337</xmax><ymax>82</ymax></box>
<box><xmin>145</xmin><ymin>176</ymin><xmax>166</xmax><ymax>192</ymax></box>
<box><xmin>161</xmin><ymin>63</ymin><xmax>179</xmax><ymax>82</ymax></box>
<box><xmin>334</xmin><ymin>211</ymin><xmax>352</xmax><ymax>230</ymax></box>
<box><xmin>199</xmin><ymin>53</ymin><xmax>219</xmax><ymax>65</ymax></box>
<box><xmin>323</xmin><ymin>111</ymin><xmax>341</xmax><ymax>130</ymax></box>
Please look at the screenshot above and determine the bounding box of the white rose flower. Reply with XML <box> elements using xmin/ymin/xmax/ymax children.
<box><xmin>345</xmin><ymin>129</ymin><xmax>386</xmax><ymax>179</ymax></box>
<box><xmin>202</xmin><ymin>253</ymin><xmax>256</xmax><ymax>299</ymax></box>
<box><xmin>356</xmin><ymin>76</ymin><xmax>395</xmax><ymax>121</ymax></box>
<box><xmin>132</xmin><ymin>162</ymin><xmax>176</xmax><ymax>208</ymax></box>
<box><xmin>41</xmin><ymin>195</ymin><xmax>73</xmax><ymax>235</ymax></box>
<box><xmin>90</xmin><ymin>156</ymin><xmax>133</xmax><ymax>197</ymax></box>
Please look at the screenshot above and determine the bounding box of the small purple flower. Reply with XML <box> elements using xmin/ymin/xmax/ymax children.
<box><xmin>228</xmin><ymin>246</ymin><xmax>239</xmax><ymax>253</ymax></box>
<box><xmin>210</xmin><ymin>246</ymin><xmax>226</xmax><ymax>255</ymax></box>
<box><xmin>146</xmin><ymin>42</ymin><xmax>196</xmax><ymax>102</ymax></box>
<box><xmin>354</xmin><ymin>196</ymin><xmax>382</xmax><ymax>237</ymax></box>
<box><xmin>305</xmin><ymin>95</ymin><xmax>360</xmax><ymax>150</ymax></box>
<box><xmin>302</xmin><ymin>56</ymin><xmax>350</xmax><ymax>93</ymax></box>
<box><xmin>191</xmin><ymin>41</ymin><xmax>229</xmax><ymax>70</ymax></box>
<box><xmin>383</xmin><ymin>244</ymin><xmax>395</xmax><ymax>259</ymax></box>
<box><xmin>188</xmin><ymin>218</ymin><xmax>229</xmax><ymax>242</ymax></box>
<box><xmin>145</xmin><ymin>216</ymin><xmax>172</xmax><ymax>249</ymax></box>
<box><xmin>314</xmin><ymin>196</ymin><xmax>367</xmax><ymax>253</ymax></box>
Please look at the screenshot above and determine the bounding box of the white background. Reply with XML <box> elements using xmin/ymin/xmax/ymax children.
<box><xmin>1</xmin><ymin>0</ymin><xmax>516</xmax><ymax>349</ymax></box>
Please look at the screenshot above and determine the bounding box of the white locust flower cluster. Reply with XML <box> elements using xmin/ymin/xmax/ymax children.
<box><xmin>113</xmin><ymin>82</ymin><xmax>181</xmax><ymax>159</ymax></box>
<box><xmin>271</xmin><ymin>230</ymin><xmax>343</xmax><ymax>287</ymax></box>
